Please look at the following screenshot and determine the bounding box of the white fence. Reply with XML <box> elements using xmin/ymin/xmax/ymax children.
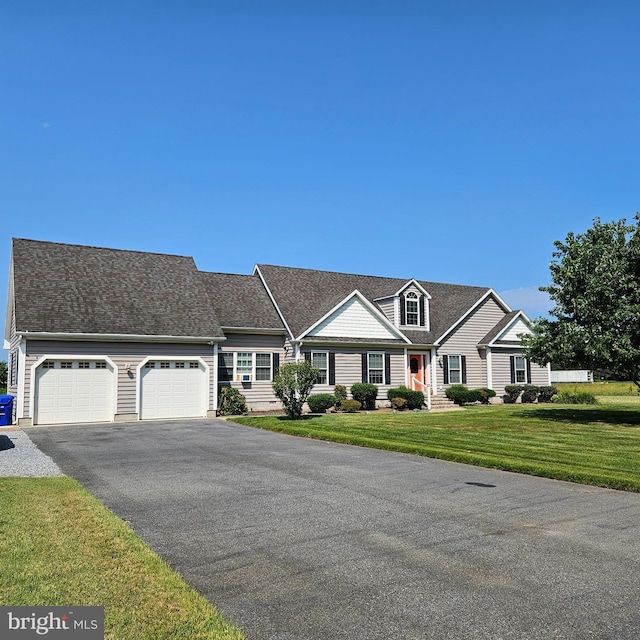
<box><xmin>550</xmin><ymin>370</ymin><xmax>593</xmax><ymax>383</ymax></box>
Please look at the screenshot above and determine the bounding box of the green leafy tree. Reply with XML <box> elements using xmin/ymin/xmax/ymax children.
<box><xmin>522</xmin><ymin>215</ymin><xmax>640</xmax><ymax>389</ymax></box>
<box><xmin>272</xmin><ymin>360</ymin><xmax>320</xmax><ymax>419</ymax></box>
<box><xmin>0</xmin><ymin>361</ymin><xmax>7</xmax><ymax>389</ymax></box>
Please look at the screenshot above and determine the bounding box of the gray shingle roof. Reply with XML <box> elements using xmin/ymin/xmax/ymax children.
<box><xmin>12</xmin><ymin>239</ymin><xmax>224</xmax><ymax>338</ymax></box>
<box><xmin>255</xmin><ymin>264</ymin><xmax>492</xmax><ymax>344</ymax></box>
<box><xmin>478</xmin><ymin>311</ymin><xmax>522</xmax><ymax>346</ymax></box>
<box><xmin>199</xmin><ymin>272</ymin><xmax>285</xmax><ymax>331</ymax></box>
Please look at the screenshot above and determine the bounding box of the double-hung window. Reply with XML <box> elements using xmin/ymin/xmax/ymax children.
<box><xmin>218</xmin><ymin>352</ymin><xmax>275</xmax><ymax>383</ymax></box>
<box><xmin>405</xmin><ymin>292</ymin><xmax>419</xmax><ymax>325</ymax></box>
<box><xmin>447</xmin><ymin>355</ymin><xmax>462</xmax><ymax>384</ymax></box>
<box><xmin>514</xmin><ymin>356</ymin><xmax>527</xmax><ymax>383</ymax></box>
<box><xmin>311</xmin><ymin>351</ymin><xmax>328</xmax><ymax>385</ymax></box>
<box><xmin>367</xmin><ymin>352</ymin><xmax>384</xmax><ymax>384</ymax></box>
<box><xmin>255</xmin><ymin>353</ymin><xmax>272</xmax><ymax>381</ymax></box>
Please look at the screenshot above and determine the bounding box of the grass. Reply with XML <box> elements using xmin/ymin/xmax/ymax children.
<box><xmin>0</xmin><ymin>477</ymin><xmax>246</xmax><ymax>640</ymax></box>
<box><xmin>231</xmin><ymin>402</ymin><xmax>640</xmax><ymax>492</ymax></box>
<box><xmin>557</xmin><ymin>380</ymin><xmax>639</xmax><ymax>396</ymax></box>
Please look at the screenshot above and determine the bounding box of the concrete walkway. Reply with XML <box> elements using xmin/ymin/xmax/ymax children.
<box><xmin>28</xmin><ymin>419</ymin><xmax>640</xmax><ymax>640</ymax></box>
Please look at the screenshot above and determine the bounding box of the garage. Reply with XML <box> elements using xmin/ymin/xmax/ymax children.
<box><xmin>139</xmin><ymin>360</ymin><xmax>207</xmax><ymax>420</ymax></box>
<box><xmin>34</xmin><ymin>359</ymin><xmax>115</xmax><ymax>425</ymax></box>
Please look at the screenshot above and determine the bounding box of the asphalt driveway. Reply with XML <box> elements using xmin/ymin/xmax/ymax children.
<box><xmin>28</xmin><ymin>419</ymin><xmax>640</xmax><ymax>640</ymax></box>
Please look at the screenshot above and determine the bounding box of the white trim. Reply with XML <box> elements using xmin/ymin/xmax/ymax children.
<box><xmin>297</xmin><ymin>290</ymin><xmax>410</xmax><ymax>343</ymax></box>
<box><xmin>435</xmin><ymin>289</ymin><xmax>510</xmax><ymax>345</ymax></box>
<box><xmin>486</xmin><ymin>348</ymin><xmax>493</xmax><ymax>390</ymax></box>
<box><xmin>310</xmin><ymin>350</ymin><xmax>329</xmax><ymax>385</ymax></box>
<box><xmin>404</xmin><ymin>347</ymin><xmax>408</xmax><ymax>386</ymax></box>
<box><xmin>390</xmin><ymin>279</ymin><xmax>431</xmax><ymax>299</ymax></box>
<box><xmin>17</xmin><ymin>339</ymin><xmax>26</xmax><ymax>420</ymax></box>
<box><xmin>366</xmin><ymin>351</ymin><xmax>385</xmax><ymax>385</ymax></box>
<box><xmin>253</xmin><ymin>265</ymin><xmax>296</xmax><ymax>341</ymax></box>
<box><xmin>431</xmin><ymin>348</ymin><xmax>438</xmax><ymax>395</ymax></box>
<box><xmin>136</xmin><ymin>356</ymin><xmax>209</xmax><ymax>419</ymax></box>
<box><xmin>212</xmin><ymin>343</ymin><xmax>219</xmax><ymax>412</ymax></box>
<box><xmin>480</xmin><ymin>310</ymin><xmax>533</xmax><ymax>347</ymax></box>
<box><xmin>30</xmin><ymin>354</ymin><xmax>118</xmax><ymax>425</ymax></box>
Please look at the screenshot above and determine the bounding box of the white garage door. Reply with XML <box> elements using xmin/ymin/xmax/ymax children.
<box><xmin>34</xmin><ymin>360</ymin><xmax>114</xmax><ymax>425</ymax></box>
<box><xmin>140</xmin><ymin>360</ymin><xmax>207</xmax><ymax>420</ymax></box>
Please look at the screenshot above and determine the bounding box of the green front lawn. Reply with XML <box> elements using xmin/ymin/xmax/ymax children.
<box><xmin>231</xmin><ymin>402</ymin><xmax>640</xmax><ymax>491</ymax></box>
<box><xmin>0</xmin><ymin>477</ymin><xmax>245</xmax><ymax>640</ymax></box>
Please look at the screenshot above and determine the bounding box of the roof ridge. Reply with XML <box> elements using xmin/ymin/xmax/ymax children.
<box><xmin>256</xmin><ymin>263</ymin><xmax>490</xmax><ymax>290</ymax></box>
<box><xmin>12</xmin><ymin>237</ymin><xmax>194</xmax><ymax>261</ymax></box>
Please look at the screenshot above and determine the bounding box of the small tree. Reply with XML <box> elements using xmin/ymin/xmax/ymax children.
<box><xmin>0</xmin><ymin>361</ymin><xmax>7</xmax><ymax>389</ymax></box>
<box><xmin>272</xmin><ymin>360</ymin><xmax>320</xmax><ymax>419</ymax></box>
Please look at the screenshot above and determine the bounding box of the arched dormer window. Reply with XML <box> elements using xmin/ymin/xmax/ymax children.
<box><xmin>405</xmin><ymin>291</ymin><xmax>419</xmax><ymax>325</ymax></box>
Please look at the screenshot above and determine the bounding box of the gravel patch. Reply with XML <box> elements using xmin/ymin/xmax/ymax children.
<box><xmin>0</xmin><ymin>429</ymin><xmax>64</xmax><ymax>477</ymax></box>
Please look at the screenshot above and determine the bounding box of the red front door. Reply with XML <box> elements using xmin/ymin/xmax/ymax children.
<box><xmin>409</xmin><ymin>354</ymin><xmax>425</xmax><ymax>392</ymax></box>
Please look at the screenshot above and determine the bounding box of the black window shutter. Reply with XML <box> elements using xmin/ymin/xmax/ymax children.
<box><xmin>273</xmin><ymin>353</ymin><xmax>280</xmax><ymax>378</ymax></box>
<box><xmin>400</xmin><ymin>294</ymin><xmax>406</xmax><ymax>325</ymax></box>
<box><xmin>329</xmin><ymin>353</ymin><xmax>336</xmax><ymax>385</ymax></box>
<box><xmin>304</xmin><ymin>351</ymin><xmax>311</xmax><ymax>362</ymax></box>
<box><xmin>443</xmin><ymin>355</ymin><xmax>449</xmax><ymax>384</ymax></box>
<box><xmin>419</xmin><ymin>295</ymin><xmax>426</xmax><ymax>327</ymax></box>
<box><xmin>526</xmin><ymin>359</ymin><xmax>531</xmax><ymax>384</ymax></box>
<box><xmin>384</xmin><ymin>353</ymin><xmax>391</xmax><ymax>385</ymax></box>
<box><xmin>461</xmin><ymin>355</ymin><xmax>467</xmax><ymax>384</ymax></box>
<box><xmin>510</xmin><ymin>356</ymin><xmax>516</xmax><ymax>384</ymax></box>
<box><xmin>361</xmin><ymin>353</ymin><xmax>368</xmax><ymax>383</ymax></box>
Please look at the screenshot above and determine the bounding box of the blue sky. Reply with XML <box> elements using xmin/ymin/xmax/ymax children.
<box><xmin>2</xmin><ymin>1</ymin><xmax>640</xmax><ymax>360</ymax></box>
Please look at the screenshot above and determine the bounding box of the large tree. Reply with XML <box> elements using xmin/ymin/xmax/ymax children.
<box><xmin>522</xmin><ymin>215</ymin><xmax>640</xmax><ymax>389</ymax></box>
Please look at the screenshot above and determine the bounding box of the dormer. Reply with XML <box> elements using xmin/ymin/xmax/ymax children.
<box><xmin>375</xmin><ymin>280</ymin><xmax>431</xmax><ymax>330</ymax></box>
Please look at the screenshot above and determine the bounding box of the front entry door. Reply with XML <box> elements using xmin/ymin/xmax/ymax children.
<box><xmin>409</xmin><ymin>354</ymin><xmax>426</xmax><ymax>392</ymax></box>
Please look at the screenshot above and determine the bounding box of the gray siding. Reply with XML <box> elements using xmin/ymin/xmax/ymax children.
<box><xmin>491</xmin><ymin>348</ymin><xmax>550</xmax><ymax>397</ymax></box>
<box><xmin>376</xmin><ymin>297</ymin><xmax>395</xmax><ymax>324</ymax></box>
<box><xmin>23</xmin><ymin>340</ymin><xmax>215</xmax><ymax>419</ymax></box>
<box><xmin>218</xmin><ymin>333</ymin><xmax>286</xmax><ymax>411</ymax></box>
<box><xmin>437</xmin><ymin>296</ymin><xmax>506</xmax><ymax>392</ymax></box>
<box><xmin>302</xmin><ymin>346</ymin><xmax>406</xmax><ymax>405</ymax></box>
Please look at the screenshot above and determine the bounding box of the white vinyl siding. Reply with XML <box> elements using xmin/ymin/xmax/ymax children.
<box><xmin>498</xmin><ymin>317</ymin><xmax>532</xmax><ymax>341</ymax></box>
<box><xmin>307</xmin><ymin>297</ymin><xmax>398</xmax><ymax>340</ymax></box>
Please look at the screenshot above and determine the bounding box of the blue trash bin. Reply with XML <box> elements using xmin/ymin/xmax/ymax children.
<box><xmin>0</xmin><ymin>395</ymin><xmax>14</xmax><ymax>426</ymax></box>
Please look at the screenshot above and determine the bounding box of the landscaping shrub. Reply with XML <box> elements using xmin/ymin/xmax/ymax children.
<box><xmin>386</xmin><ymin>385</ymin><xmax>425</xmax><ymax>410</ymax></box>
<box><xmin>340</xmin><ymin>399</ymin><xmax>362</xmax><ymax>413</ymax></box>
<box><xmin>504</xmin><ymin>385</ymin><xmax>523</xmax><ymax>403</ymax></box>
<box><xmin>520</xmin><ymin>385</ymin><xmax>540</xmax><ymax>403</ymax></box>
<box><xmin>445</xmin><ymin>384</ymin><xmax>482</xmax><ymax>405</ymax></box>
<box><xmin>390</xmin><ymin>397</ymin><xmax>407</xmax><ymax>411</ymax></box>
<box><xmin>474</xmin><ymin>387</ymin><xmax>497</xmax><ymax>404</ymax></box>
<box><xmin>272</xmin><ymin>360</ymin><xmax>321</xmax><ymax>419</ymax></box>
<box><xmin>218</xmin><ymin>386</ymin><xmax>248</xmax><ymax>416</ymax></box>
<box><xmin>537</xmin><ymin>385</ymin><xmax>558</xmax><ymax>403</ymax></box>
<box><xmin>350</xmin><ymin>383</ymin><xmax>378</xmax><ymax>410</ymax></box>
<box><xmin>307</xmin><ymin>394</ymin><xmax>337</xmax><ymax>413</ymax></box>
<box><xmin>553</xmin><ymin>390</ymin><xmax>598</xmax><ymax>405</ymax></box>
<box><xmin>333</xmin><ymin>384</ymin><xmax>348</xmax><ymax>408</ymax></box>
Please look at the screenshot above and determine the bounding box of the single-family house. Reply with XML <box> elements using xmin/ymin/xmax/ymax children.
<box><xmin>4</xmin><ymin>238</ymin><xmax>550</xmax><ymax>426</ymax></box>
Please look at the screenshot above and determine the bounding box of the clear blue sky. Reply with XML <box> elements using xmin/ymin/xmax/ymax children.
<box><xmin>2</xmin><ymin>1</ymin><xmax>640</xmax><ymax>359</ymax></box>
